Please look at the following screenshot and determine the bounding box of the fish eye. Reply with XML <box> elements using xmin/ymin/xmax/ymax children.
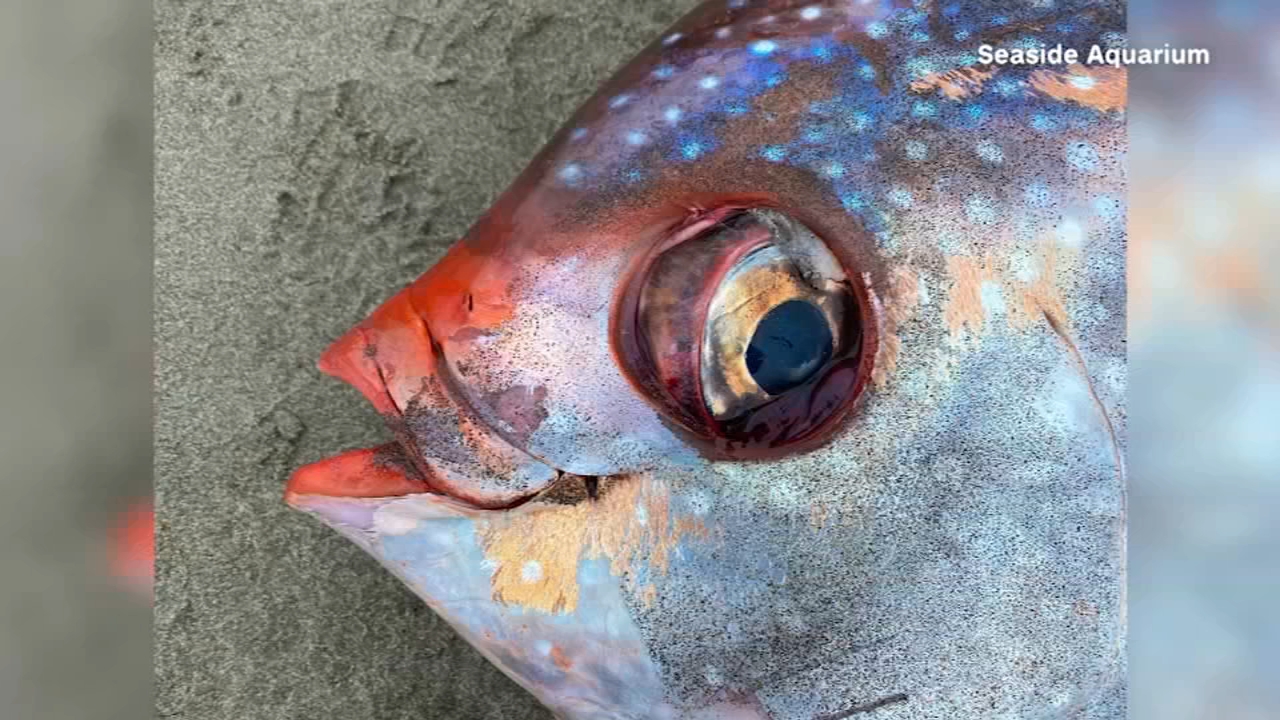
<box><xmin>615</xmin><ymin>207</ymin><xmax>872</xmax><ymax>458</ymax></box>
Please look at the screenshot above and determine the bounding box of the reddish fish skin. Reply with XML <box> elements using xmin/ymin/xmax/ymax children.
<box><xmin>285</xmin><ymin>1</ymin><xmax>1127</xmax><ymax>719</ymax></box>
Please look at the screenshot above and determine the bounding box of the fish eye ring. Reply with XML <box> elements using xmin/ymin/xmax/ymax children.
<box><xmin>613</xmin><ymin>206</ymin><xmax>873</xmax><ymax>459</ymax></box>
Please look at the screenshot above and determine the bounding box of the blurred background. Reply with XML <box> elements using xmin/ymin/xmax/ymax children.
<box><xmin>0</xmin><ymin>0</ymin><xmax>152</xmax><ymax>719</ymax></box>
<box><xmin>0</xmin><ymin>0</ymin><xmax>1275</xmax><ymax>718</ymax></box>
<box><xmin>1129</xmin><ymin>0</ymin><xmax>1280</xmax><ymax>717</ymax></box>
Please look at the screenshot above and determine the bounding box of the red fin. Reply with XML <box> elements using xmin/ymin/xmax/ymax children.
<box><xmin>285</xmin><ymin>444</ymin><xmax>430</xmax><ymax>502</ymax></box>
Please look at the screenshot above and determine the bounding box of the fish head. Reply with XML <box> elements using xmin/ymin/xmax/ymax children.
<box><xmin>286</xmin><ymin>1</ymin><xmax>1126</xmax><ymax>718</ymax></box>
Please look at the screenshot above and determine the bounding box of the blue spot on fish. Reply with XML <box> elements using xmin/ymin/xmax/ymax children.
<box><xmin>761</xmin><ymin>145</ymin><xmax>787</xmax><ymax>162</ymax></box>
<box><xmin>912</xmin><ymin>100</ymin><xmax>938</xmax><ymax>118</ymax></box>
<box><xmin>810</xmin><ymin>41</ymin><xmax>834</xmax><ymax>63</ymax></box>
<box><xmin>802</xmin><ymin>125</ymin><xmax>828</xmax><ymax>143</ymax></box>
<box><xmin>905</xmin><ymin>140</ymin><xmax>928</xmax><ymax>161</ymax></box>
<box><xmin>905</xmin><ymin>57</ymin><xmax>936</xmax><ymax>78</ymax></box>
<box><xmin>652</xmin><ymin>65</ymin><xmax>675</xmax><ymax>79</ymax></box>
<box><xmin>839</xmin><ymin>192</ymin><xmax>865</xmax><ymax>211</ymax></box>
<box><xmin>1031</xmin><ymin>113</ymin><xmax>1057</xmax><ymax>132</ymax></box>
<box><xmin>994</xmin><ymin>77</ymin><xmax>1021</xmax><ymax>98</ymax></box>
<box><xmin>750</xmin><ymin>40</ymin><xmax>778</xmax><ymax>56</ymax></box>
<box><xmin>680</xmin><ymin>139</ymin><xmax>707</xmax><ymax>160</ymax></box>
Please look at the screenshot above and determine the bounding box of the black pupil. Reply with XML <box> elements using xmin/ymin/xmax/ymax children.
<box><xmin>744</xmin><ymin>300</ymin><xmax>833</xmax><ymax>395</ymax></box>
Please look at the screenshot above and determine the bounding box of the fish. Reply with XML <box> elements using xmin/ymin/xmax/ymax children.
<box><xmin>284</xmin><ymin>1</ymin><xmax>1127</xmax><ymax>718</ymax></box>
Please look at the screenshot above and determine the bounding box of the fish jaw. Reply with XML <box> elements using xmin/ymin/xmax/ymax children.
<box><xmin>283</xmin><ymin>483</ymin><xmax>780</xmax><ymax>720</ymax></box>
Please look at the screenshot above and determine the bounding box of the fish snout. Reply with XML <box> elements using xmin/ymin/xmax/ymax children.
<box><xmin>286</xmin><ymin>279</ymin><xmax>558</xmax><ymax>509</ymax></box>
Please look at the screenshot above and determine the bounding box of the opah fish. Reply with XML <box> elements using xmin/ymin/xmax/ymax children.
<box><xmin>286</xmin><ymin>1</ymin><xmax>1127</xmax><ymax>718</ymax></box>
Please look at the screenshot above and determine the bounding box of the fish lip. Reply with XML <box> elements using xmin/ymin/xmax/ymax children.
<box><xmin>294</xmin><ymin>317</ymin><xmax>589</xmax><ymax>511</ymax></box>
<box><xmin>284</xmin><ymin>466</ymin><xmax>613</xmax><ymax>514</ymax></box>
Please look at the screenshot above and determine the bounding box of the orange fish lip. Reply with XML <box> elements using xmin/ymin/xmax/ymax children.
<box><xmin>284</xmin><ymin>448</ymin><xmax>603</xmax><ymax>513</ymax></box>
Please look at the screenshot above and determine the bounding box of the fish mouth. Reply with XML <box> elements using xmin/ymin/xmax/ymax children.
<box><xmin>283</xmin><ymin>286</ymin><xmax>598</xmax><ymax>512</ymax></box>
<box><xmin>283</xmin><ymin>440</ymin><xmax>610</xmax><ymax>512</ymax></box>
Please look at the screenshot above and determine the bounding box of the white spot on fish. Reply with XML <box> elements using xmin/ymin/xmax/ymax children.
<box><xmin>558</xmin><ymin>163</ymin><xmax>583</xmax><ymax>184</ymax></box>
<box><xmin>918</xmin><ymin>275</ymin><xmax>932</xmax><ymax>305</ymax></box>
<box><xmin>1070</xmin><ymin>74</ymin><xmax>1097</xmax><ymax>90</ymax></box>
<box><xmin>685</xmin><ymin>489</ymin><xmax>714</xmax><ymax>516</ymax></box>
<box><xmin>1009</xmin><ymin>248</ymin><xmax>1039</xmax><ymax>282</ymax></box>
<box><xmin>663</xmin><ymin>106</ymin><xmax>683</xmax><ymax>124</ymax></box>
<box><xmin>769</xmin><ymin>480</ymin><xmax>803</xmax><ymax>510</ymax></box>
<box><xmin>1066</xmin><ymin>140</ymin><xmax>1100</xmax><ymax>172</ymax></box>
<box><xmin>663</xmin><ymin>33</ymin><xmax>683</xmax><ymax>46</ymax></box>
<box><xmin>980</xmin><ymin>281</ymin><xmax>1006</xmax><ymax>318</ymax></box>
<box><xmin>801</xmin><ymin>6</ymin><xmax>822</xmax><ymax>20</ymax></box>
<box><xmin>976</xmin><ymin>139</ymin><xmax>1004</xmax><ymax>164</ymax></box>
<box><xmin>635</xmin><ymin>503</ymin><xmax>649</xmax><ymax>526</ymax></box>
<box><xmin>715</xmin><ymin>27</ymin><xmax>731</xmax><ymax>39</ymax></box>
<box><xmin>625</xmin><ymin>130</ymin><xmax>648</xmax><ymax>146</ymax></box>
<box><xmin>888</xmin><ymin>186</ymin><xmax>914</xmax><ymax>207</ymax></box>
<box><xmin>569</xmin><ymin>127</ymin><xmax>587</xmax><ymax>141</ymax></box>
<box><xmin>867</xmin><ymin>21</ymin><xmax>889</xmax><ymax>39</ymax></box>
<box><xmin>521</xmin><ymin>561</ymin><xmax>543</xmax><ymax>583</ymax></box>
<box><xmin>704</xmin><ymin>665</ymin><xmax>725</xmax><ymax>686</ymax></box>
<box><xmin>1034</xmin><ymin>364</ymin><xmax>1100</xmax><ymax>440</ymax></box>
<box><xmin>534</xmin><ymin>639</ymin><xmax>553</xmax><ymax>656</ymax></box>
<box><xmin>905</xmin><ymin>140</ymin><xmax>928</xmax><ymax>160</ymax></box>
<box><xmin>699</xmin><ymin>75</ymin><xmax>721</xmax><ymax>90</ymax></box>
<box><xmin>937</xmin><ymin>230</ymin><xmax>962</xmax><ymax>254</ymax></box>
<box><xmin>1094</xmin><ymin>195</ymin><xmax>1122</xmax><ymax>219</ymax></box>
<box><xmin>373</xmin><ymin>510</ymin><xmax>421</xmax><ymax>536</ymax></box>
<box><xmin>1024</xmin><ymin>182</ymin><xmax>1052</xmax><ymax>208</ymax></box>
<box><xmin>750</xmin><ymin>39</ymin><xmax>778</xmax><ymax>56</ymax></box>
<box><xmin>1056</xmin><ymin>217</ymin><xmax>1085</xmax><ymax>247</ymax></box>
<box><xmin>966</xmin><ymin>195</ymin><xmax>998</xmax><ymax>225</ymax></box>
